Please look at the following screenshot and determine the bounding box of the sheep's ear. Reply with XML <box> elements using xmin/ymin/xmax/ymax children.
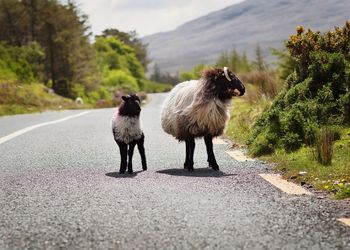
<box><xmin>122</xmin><ymin>96</ymin><xmax>128</xmax><ymax>102</ymax></box>
<box><xmin>214</xmin><ymin>72</ymin><xmax>222</xmax><ymax>81</ymax></box>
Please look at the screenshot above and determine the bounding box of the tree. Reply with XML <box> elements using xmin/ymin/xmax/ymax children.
<box><xmin>100</xmin><ymin>28</ymin><xmax>149</xmax><ymax>70</ymax></box>
<box><xmin>94</xmin><ymin>36</ymin><xmax>145</xmax><ymax>92</ymax></box>
<box><xmin>215</xmin><ymin>51</ymin><xmax>229</xmax><ymax>68</ymax></box>
<box><xmin>216</xmin><ymin>49</ymin><xmax>252</xmax><ymax>73</ymax></box>
<box><xmin>150</xmin><ymin>63</ymin><xmax>161</xmax><ymax>82</ymax></box>
<box><xmin>271</xmin><ymin>48</ymin><xmax>296</xmax><ymax>80</ymax></box>
<box><xmin>253</xmin><ymin>44</ymin><xmax>267</xmax><ymax>71</ymax></box>
<box><xmin>240</xmin><ymin>51</ymin><xmax>252</xmax><ymax>72</ymax></box>
<box><xmin>0</xmin><ymin>0</ymin><xmax>98</xmax><ymax>97</ymax></box>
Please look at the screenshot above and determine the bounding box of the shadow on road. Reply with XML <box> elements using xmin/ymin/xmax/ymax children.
<box><xmin>105</xmin><ymin>170</ymin><xmax>143</xmax><ymax>178</ymax></box>
<box><xmin>156</xmin><ymin>168</ymin><xmax>237</xmax><ymax>178</ymax></box>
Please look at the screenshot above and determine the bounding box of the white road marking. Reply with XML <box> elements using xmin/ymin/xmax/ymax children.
<box><xmin>226</xmin><ymin>149</ymin><xmax>254</xmax><ymax>162</ymax></box>
<box><xmin>338</xmin><ymin>218</ymin><xmax>350</xmax><ymax>227</ymax></box>
<box><xmin>0</xmin><ymin>111</ymin><xmax>91</xmax><ymax>145</ymax></box>
<box><xmin>259</xmin><ymin>174</ymin><xmax>312</xmax><ymax>195</ymax></box>
<box><xmin>213</xmin><ymin>138</ymin><xmax>227</xmax><ymax>145</ymax></box>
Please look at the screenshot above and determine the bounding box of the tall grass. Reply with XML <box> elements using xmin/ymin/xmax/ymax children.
<box><xmin>239</xmin><ymin>70</ymin><xmax>283</xmax><ymax>101</ymax></box>
<box><xmin>314</xmin><ymin>127</ymin><xmax>334</xmax><ymax>166</ymax></box>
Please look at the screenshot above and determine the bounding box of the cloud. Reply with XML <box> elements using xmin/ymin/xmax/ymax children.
<box><xmin>76</xmin><ymin>0</ymin><xmax>244</xmax><ymax>36</ymax></box>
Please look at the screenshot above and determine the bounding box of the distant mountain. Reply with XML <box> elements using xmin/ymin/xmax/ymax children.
<box><xmin>143</xmin><ymin>0</ymin><xmax>350</xmax><ymax>74</ymax></box>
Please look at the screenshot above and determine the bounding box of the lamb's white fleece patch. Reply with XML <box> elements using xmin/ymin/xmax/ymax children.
<box><xmin>112</xmin><ymin>114</ymin><xmax>143</xmax><ymax>144</ymax></box>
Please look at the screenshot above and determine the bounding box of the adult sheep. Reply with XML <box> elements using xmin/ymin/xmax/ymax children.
<box><xmin>161</xmin><ymin>67</ymin><xmax>245</xmax><ymax>171</ymax></box>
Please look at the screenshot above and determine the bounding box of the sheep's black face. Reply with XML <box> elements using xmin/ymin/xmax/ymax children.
<box><xmin>119</xmin><ymin>94</ymin><xmax>141</xmax><ymax>116</ymax></box>
<box><xmin>210</xmin><ymin>68</ymin><xmax>245</xmax><ymax>100</ymax></box>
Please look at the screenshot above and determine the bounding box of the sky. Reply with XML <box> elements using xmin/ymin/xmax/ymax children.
<box><xmin>73</xmin><ymin>0</ymin><xmax>244</xmax><ymax>37</ymax></box>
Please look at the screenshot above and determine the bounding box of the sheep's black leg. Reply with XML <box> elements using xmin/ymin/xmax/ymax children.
<box><xmin>184</xmin><ymin>141</ymin><xmax>190</xmax><ymax>169</ymax></box>
<box><xmin>184</xmin><ymin>138</ymin><xmax>195</xmax><ymax>171</ymax></box>
<box><xmin>137</xmin><ymin>134</ymin><xmax>147</xmax><ymax>171</ymax></box>
<box><xmin>127</xmin><ymin>141</ymin><xmax>137</xmax><ymax>174</ymax></box>
<box><xmin>204</xmin><ymin>135</ymin><xmax>219</xmax><ymax>171</ymax></box>
<box><xmin>117</xmin><ymin>141</ymin><xmax>128</xmax><ymax>174</ymax></box>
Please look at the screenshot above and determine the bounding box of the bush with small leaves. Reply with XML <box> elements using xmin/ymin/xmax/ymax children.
<box><xmin>247</xmin><ymin>22</ymin><xmax>350</xmax><ymax>156</ymax></box>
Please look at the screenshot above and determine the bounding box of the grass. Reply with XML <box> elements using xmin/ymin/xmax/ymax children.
<box><xmin>0</xmin><ymin>82</ymin><xmax>78</xmax><ymax>116</ymax></box>
<box><xmin>261</xmin><ymin>131</ymin><xmax>350</xmax><ymax>199</ymax></box>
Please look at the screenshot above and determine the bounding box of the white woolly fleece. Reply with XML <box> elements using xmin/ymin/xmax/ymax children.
<box><xmin>111</xmin><ymin>111</ymin><xmax>143</xmax><ymax>144</ymax></box>
<box><xmin>161</xmin><ymin>80</ymin><xmax>231</xmax><ymax>139</ymax></box>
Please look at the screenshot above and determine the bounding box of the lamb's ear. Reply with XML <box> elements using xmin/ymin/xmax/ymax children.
<box><xmin>130</xmin><ymin>94</ymin><xmax>140</xmax><ymax>102</ymax></box>
<box><xmin>122</xmin><ymin>96</ymin><xmax>128</xmax><ymax>102</ymax></box>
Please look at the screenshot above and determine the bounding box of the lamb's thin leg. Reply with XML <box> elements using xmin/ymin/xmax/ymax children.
<box><xmin>117</xmin><ymin>141</ymin><xmax>128</xmax><ymax>174</ymax></box>
<box><xmin>127</xmin><ymin>141</ymin><xmax>137</xmax><ymax>174</ymax></box>
<box><xmin>137</xmin><ymin>135</ymin><xmax>147</xmax><ymax>171</ymax></box>
<box><xmin>185</xmin><ymin>138</ymin><xmax>195</xmax><ymax>171</ymax></box>
<box><xmin>204</xmin><ymin>135</ymin><xmax>219</xmax><ymax>171</ymax></box>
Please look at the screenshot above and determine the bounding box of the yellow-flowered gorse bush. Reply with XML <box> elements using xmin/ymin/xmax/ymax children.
<box><xmin>247</xmin><ymin>21</ymin><xmax>350</xmax><ymax>157</ymax></box>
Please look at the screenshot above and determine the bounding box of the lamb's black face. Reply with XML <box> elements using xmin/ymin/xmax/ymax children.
<box><xmin>120</xmin><ymin>94</ymin><xmax>141</xmax><ymax>116</ymax></box>
<box><xmin>214</xmin><ymin>69</ymin><xmax>245</xmax><ymax>100</ymax></box>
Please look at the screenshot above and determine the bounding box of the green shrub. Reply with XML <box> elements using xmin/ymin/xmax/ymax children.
<box><xmin>71</xmin><ymin>84</ymin><xmax>87</xmax><ymax>99</ymax></box>
<box><xmin>339</xmin><ymin>92</ymin><xmax>350</xmax><ymax>123</ymax></box>
<box><xmin>248</xmin><ymin>131</ymin><xmax>275</xmax><ymax>157</ymax></box>
<box><xmin>179</xmin><ymin>64</ymin><xmax>209</xmax><ymax>81</ymax></box>
<box><xmin>139</xmin><ymin>79</ymin><xmax>172</xmax><ymax>93</ymax></box>
<box><xmin>103</xmin><ymin>70</ymin><xmax>139</xmax><ymax>92</ymax></box>
<box><xmin>98</xmin><ymin>86</ymin><xmax>112</xmax><ymax>100</ymax></box>
<box><xmin>0</xmin><ymin>42</ymin><xmax>44</xmax><ymax>83</ymax></box>
<box><xmin>248</xmin><ymin>22</ymin><xmax>350</xmax><ymax>156</ymax></box>
<box><xmin>87</xmin><ymin>91</ymin><xmax>101</xmax><ymax>103</ymax></box>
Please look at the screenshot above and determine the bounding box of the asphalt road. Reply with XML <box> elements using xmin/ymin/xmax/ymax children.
<box><xmin>0</xmin><ymin>93</ymin><xmax>349</xmax><ymax>249</ymax></box>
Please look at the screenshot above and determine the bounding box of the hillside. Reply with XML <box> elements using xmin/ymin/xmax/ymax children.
<box><xmin>143</xmin><ymin>0</ymin><xmax>350</xmax><ymax>74</ymax></box>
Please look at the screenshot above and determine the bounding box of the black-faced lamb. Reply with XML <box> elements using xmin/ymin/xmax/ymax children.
<box><xmin>112</xmin><ymin>94</ymin><xmax>147</xmax><ymax>174</ymax></box>
<box><xmin>161</xmin><ymin>67</ymin><xmax>245</xmax><ymax>171</ymax></box>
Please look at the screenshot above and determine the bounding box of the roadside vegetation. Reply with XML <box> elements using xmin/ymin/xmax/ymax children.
<box><xmin>235</xmin><ymin>23</ymin><xmax>350</xmax><ymax>199</ymax></box>
<box><xmin>181</xmin><ymin>23</ymin><xmax>350</xmax><ymax>199</ymax></box>
<box><xmin>0</xmin><ymin>0</ymin><xmax>171</xmax><ymax>116</ymax></box>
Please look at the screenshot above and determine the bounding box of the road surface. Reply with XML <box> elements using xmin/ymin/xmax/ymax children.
<box><xmin>0</xmin><ymin>93</ymin><xmax>349</xmax><ymax>249</ymax></box>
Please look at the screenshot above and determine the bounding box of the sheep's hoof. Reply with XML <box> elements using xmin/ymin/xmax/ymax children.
<box><xmin>142</xmin><ymin>163</ymin><xmax>147</xmax><ymax>171</ymax></box>
<box><xmin>209</xmin><ymin>163</ymin><xmax>220</xmax><ymax>171</ymax></box>
<box><xmin>119</xmin><ymin>170</ymin><xmax>126</xmax><ymax>174</ymax></box>
<box><xmin>128</xmin><ymin>170</ymin><xmax>134</xmax><ymax>174</ymax></box>
<box><xmin>184</xmin><ymin>163</ymin><xmax>194</xmax><ymax>171</ymax></box>
<box><xmin>186</xmin><ymin>165</ymin><xmax>194</xmax><ymax>171</ymax></box>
